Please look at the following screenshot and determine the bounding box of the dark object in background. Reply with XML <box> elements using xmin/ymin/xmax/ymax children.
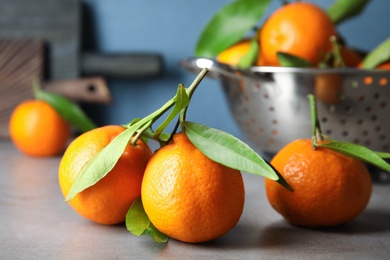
<box><xmin>0</xmin><ymin>0</ymin><xmax>164</xmax><ymax>80</ymax></box>
<box><xmin>0</xmin><ymin>0</ymin><xmax>164</xmax><ymax>137</ymax></box>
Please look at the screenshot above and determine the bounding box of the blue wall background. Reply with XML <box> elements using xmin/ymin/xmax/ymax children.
<box><xmin>82</xmin><ymin>0</ymin><xmax>390</xmax><ymax>141</ymax></box>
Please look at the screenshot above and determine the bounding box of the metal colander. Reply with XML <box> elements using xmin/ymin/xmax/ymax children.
<box><xmin>181</xmin><ymin>57</ymin><xmax>390</xmax><ymax>156</ymax></box>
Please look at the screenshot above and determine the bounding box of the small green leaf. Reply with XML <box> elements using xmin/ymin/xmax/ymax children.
<box><xmin>277</xmin><ymin>52</ymin><xmax>312</xmax><ymax>67</ymax></box>
<box><xmin>361</xmin><ymin>37</ymin><xmax>390</xmax><ymax>69</ymax></box>
<box><xmin>153</xmin><ymin>84</ymin><xmax>189</xmax><ymax>139</ymax></box>
<box><xmin>183</xmin><ymin>121</ymin><xmax>292</xmax><ymax>191</ymax></box>
<box><xmin>33</xmin><ymin>79</ymin><xmax>97</xmax><ymax>133</ymax></box>
<box><xmin>195</xmin><ymin>0</ymin><xmax>271</xmax><ymax>58</ymax></box>
<box><xmin>126</xmin><ymin>198</ymin><xmax>169</xmax><ymax>243</ymax></box>
<box><xmin>65</xmin><ymin>124</ymin><xmax>142</xmax><ymax>201</ymax></box>
<box><xmin>327</xmin><ymin>0</ymin><xmax>371</xmax><ymax>25</ymax></box>
<box><xmin>126</xmin><ymin>198</ymin><xmax>151</xmax><ymax>236</ymax></box>
<box><xmin>237</xmin><ymin>39</ymin><xmax>259</xmax><ymax>69</ymax></box>
<box><xmin>316</xmin><ymin>141</ymin><xmax>390</xmax><ymax>172</ymax></box>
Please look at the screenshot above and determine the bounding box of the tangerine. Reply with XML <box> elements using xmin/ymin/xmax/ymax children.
<box><xmin>216</xmin><ymin>39</ymin><xmax>263</xmax><ymax>66</ymax></box>
<box><xmin>9</xmin><ymin>100</ymin><xmax>71</xmax><ymax>157</ymax></box>
<box><xmin>260</xmin><ymin>2</ymin><xmax>336</xmax><ymax>66</ymax></box>
<box><xmin>141</xmin><ymin>133</ymin><xmax>245</xmax><ymax>243</ymax></box>
<box><xmin>59</xmin><ymin>125</ymin><xmax>152</xmax><ymax>225</ymax></box>
<box><xmin>377</xmin><ymin>61</ymin><xmax>390</xmax><ymax>69</ymax></box>
<box><xmin>265</xmin><ymin>139</ymin><xmax>372</xmax><ymax>227</ymax></box>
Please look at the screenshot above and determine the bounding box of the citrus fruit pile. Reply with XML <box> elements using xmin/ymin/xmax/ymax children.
<box><xmin>57</xmin><ymin>69</ymin><xmax>278</xmax><ymax>243</ymax></box>
<box><xmin>196</xmin><ymin>1</ymin><xmax>390</xmax><ymax>70</ymax></box>
<box><xmin>56</xmin><ymin>69</ymin><xmax>390</xmax><ymax>244</ymax></box>
<box><xmin>10</xmin><ymin>0</ymin><xmax>390</xmax><ymax>245</ymax></box>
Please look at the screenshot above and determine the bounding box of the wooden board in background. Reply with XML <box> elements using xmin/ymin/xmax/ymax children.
<box><xmin>0</xmin><ymin>0</ymin><xmax>80</xmax><ymax>80</ymax></box>
<box><xmin>0</xmin><ymin>39</ymin><xmax>45</xmax><ymax>138</ymax></box>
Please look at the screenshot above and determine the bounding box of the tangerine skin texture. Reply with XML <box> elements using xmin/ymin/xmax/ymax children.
<box><xmin>265</xmin><ymin>139</ymin><xmax>372</xmax><ymax>228</ymax></box>
<box><xmin>9</xmin><ymin>100</ymin><xmax>71</xmax><ymax>157</ymax></box>
<box><xmin>260</xmin><ymin>2</ymin><xmax>336</xmax><ymax>66</ymax></box>
<box><xmin>141</xmin><ymin>133</ymin><xmax>245</xmax><ymax>243</ymax></box>
<box><xmin>59</xmin><ymin>125</ymin><xmax>153</xmax><ymax>225</ymax></box>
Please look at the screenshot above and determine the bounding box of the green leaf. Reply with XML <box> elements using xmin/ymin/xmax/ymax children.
<box><xmin>195</xmin><ymin>0</ymin><xmax>271</xmax><ymax>58</ymax></box>
<box><xmin>65</xmin><ymin>124</ymin><xmax>142</xmax><ymax>201</ymax></box>
<box><xmin>237</xmin><ymin>39</ymin><xmax>259</xmax><ymax>69</ymax></box>
<box><xmin>153</xmin><ymin>84</ymin><xmax>189</xmax><ymax>139</ymax></box>
<box><xmin>125</xmin><ymin>117</ymin><xmax>142</xmax><ymax>128</ymax></box>
<box><xmin>183</xmin><ymin>121</ymin><xmax>292</xmax><ymax>191</ymax></box>
<box><xmin>277</xmin><ymin>52</ymin><xmax>312</xmax><ymax>67</ymax></box>
<box><xmin>33</xmin><ymin>79</ymin><xmax>97</xmax><ymax>133</ymax></box>
<box><xmin>327</xmin><ymin>0</ymin><xmax>371</xmax><ymax>25</ymax></box>
<box><xmin>316</xmin><ymin>141</ymin><xmax>390</xmax><ymax>172</ymax></box>
<box><xmin>361</xmin><ymin>37</ymin><xmax>390</xmax><ymax>69</ymax></box>
<box><xmin>374</xmin><ymin>151</ymin><xmax>390</xmax><ymax>159</ymax></box>
<box><xmin>65</xmin><ymin>69</ymin><xmax>210</xmax><ymax>201</ymax></box>
<box><xmin>126</xmin><ymin>198</ymin><xmax>169</xmax><ymax>243</ymax></box>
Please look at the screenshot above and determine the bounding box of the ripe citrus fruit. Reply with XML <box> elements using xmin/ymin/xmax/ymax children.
<box><xmin>59</xmin><ymin>125</ymin><xmax>153</xmax><ymax>225</ymax></box>
<box><xmin>217</xmin><ymin>39</ymin><xmax>263</xmax><ymax>66</ymax></box>
<box><xmin>141</xmin><ymin>133</ymin><xmax>245</xmax><ymax>243</ymax></box>
<box><xmin>9</xmin><ymin>99</ymin><xmax>71</xmax><ymax>157</ymax></box>
<box><xmin>265</xmin><ymin>139</ymin><xmax>372</xmax><ymax>228</ymax></box>
<box><xmin>259</xmin><ymin>2</ymin><xmax>336</xmax><ymax>66</ymax></box>
<box><xmin>377</xmin><ymin>61</ymin><xmax>390</xmax><ymax>69</ymax></box>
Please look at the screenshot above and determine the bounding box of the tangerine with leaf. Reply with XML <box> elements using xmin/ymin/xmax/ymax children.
<box><xmin>9</xmin><ymin>79</ymin><xmax>97</xmax><ymax>157</ymax></box>
<box><xmin>217</xmin><ymin>39</ymin><xmax>263</xmax><ymax>67</ymax></box>
<box><xmin>58</xmin><ymin>125</ymin><xmax>153</xmax><ymax>225</ymax></box>
<box><xmin>217</xmin><ymin>39</ymin><xmax>252</xmax><ymax>66</ymax></box>
<box><xmin>264</xmin><ymin>95</ymin><xmax>390</xmax><ymax>228</ymax></box>
<box><xmin>266</xmin><ymin>138</ymin><xmax>372</xmax><ymax>227</ymax></box>
<box><xmin>141</xmin><ymin>132</ymin><xmax>245</xmax><ymax>243</ymax></box>
<box><xmin>125</xmin><ymin>69</ymin><xmax>290</xmax><ymax>243</ymax></box>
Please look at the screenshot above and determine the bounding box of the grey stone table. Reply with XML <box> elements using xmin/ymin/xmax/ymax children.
<box><xmin>1</xmin><ymin>140</ymin><xmax>390</xmax><ymax>259</ymax></box>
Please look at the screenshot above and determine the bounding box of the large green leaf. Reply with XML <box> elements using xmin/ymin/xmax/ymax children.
<box><xmin>195</xmin><ymin>0</ymin><xmax>271</xmax><ymax>58</ymax></box>
<box><xmin>183</xmin><ymin>121</ymin><xmax>292</xmax><ymax>191</ymax></box>
<box><xmin>327</xmin><ymin>0</ymin><xmax>371</xmax><ymax>25</ymax></box>
<box><xmin>317</xmin><ymin>141</ymin><xmax>390</xmax><ymax>172</ymax></box>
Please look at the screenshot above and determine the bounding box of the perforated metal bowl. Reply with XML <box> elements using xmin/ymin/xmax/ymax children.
<box><xmin>181</xmin><ymin>57</ymin><xmax>390</xmax><ymax>157</ymax></box>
